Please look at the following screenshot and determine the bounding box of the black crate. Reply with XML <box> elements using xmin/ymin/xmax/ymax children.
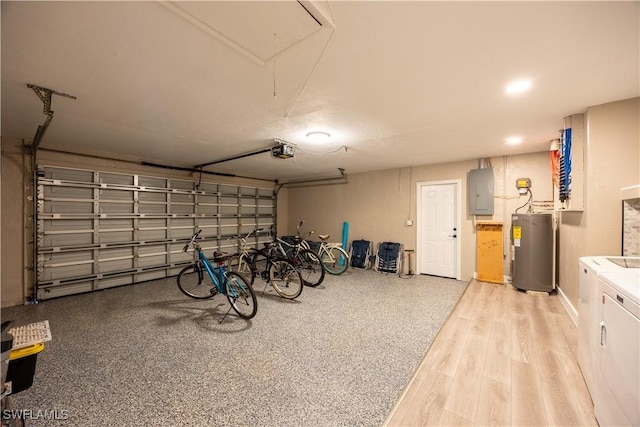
<box><xmin>6</xmin><ymin>343</ymin><xmax>43</xmax><ymax>394</ymax></box>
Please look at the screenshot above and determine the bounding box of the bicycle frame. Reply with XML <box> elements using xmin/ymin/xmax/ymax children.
<box><xmin>275</xmin><ymin>236</ymin><xmax>302</xmax><ymax>259</ymax></box>
<box><xmin>298</xmin><ymin>225</ymin><xmax>349</xmax><ymax>274</ymax></box>
<box><xmin>196</xmin><ymin>248</ymin><xmax>227</xmax><ymax>294</ymax></box>
<box><xmin>301</xmin><ymin>232</ymin><xmax>342</xmax><ymax>261</ymax></box>
<box><xmin>182</xmin><ymin>230</ymin><xmax>248</xmax><ymax>298</ymax></box>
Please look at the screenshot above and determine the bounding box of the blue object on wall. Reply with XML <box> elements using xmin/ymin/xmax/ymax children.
<box><xmin>341</xmin><ymin>222</ymin><xmax>349</xmax><ymax>266</ymax></box>
<box><xmin>559</xmin><ymin>128</ymin><xmax>572</xmax><ymax>202</ymax></box>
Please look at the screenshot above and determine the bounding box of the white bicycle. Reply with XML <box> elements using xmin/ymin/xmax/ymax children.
<box><xmin>298</xmin><ymin>221</ymin><xmax>350</xmax><ymax>275</ymax></box>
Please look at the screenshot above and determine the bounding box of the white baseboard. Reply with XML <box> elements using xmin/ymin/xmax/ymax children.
<box><xmin>557</xmin><ymin>285</ymin><xmax>578</xmax><ymax>326</ymax></box>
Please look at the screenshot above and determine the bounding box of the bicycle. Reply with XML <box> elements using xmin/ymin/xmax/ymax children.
<box><xmin>227</xmin><ymin>229</ymin><xmax>303</xmax><ymax>300</ymax></box>
<box><xmin>276</xmin><ymin>221</ymin><xmax>325</xmax><ymax>287</ymax></box>
<box><xmin>177</xmin><ymin>230</ymin><xmax>257</xmax><ymax>320</ymax></box>
<box><xmin>303</xmin><ymin>230</ymin><xmax>350</xmax><ymax>275</ymax></box>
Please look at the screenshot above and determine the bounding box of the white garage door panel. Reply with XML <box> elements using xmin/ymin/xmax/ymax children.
<box><xmin>172</xmin><ymin>244</ymin><xmax>192</xmax><ymax>263</ymax></box>
<box><xmin>198</xmin><ymin>194</ymin><xmax>217</xmax><ymax>204</ymax></box>
<box><xmin>240</xmin><ymin>206</ymin><xmax>257</xmax><ymax>216</ymax></box>
<box><xmin>172</xmin><ymin>205</ymin><xmax>196</xmax><ymax>216</ymax></box>
<box><xmin>171</xmin><ymin>193</ymin><xmax>195</xmax><ymax>204</ymax></box>
<box><xmin>36</xmin><ymin>166</ymin><xmax>275</xmax><ymax>299</ymax></box>
<box><xmin>43</xmin><ymin>168</ymin><xmax>93</xmax><ymax>182</ymax></box>
<box><xmin>38</xmin><ymin>281</ymin><xmax>95</xmax><ymax>300</ymax></box>
<box><xmin>99</xmin><ymin>230</ymin><xmax>134</xmax><ymax>244</ymax></box>
<box><xmin>138</xmin><ymin>176</ymin><xmax>166</xmax><ymax>187</ymax></box>
<box><xmin>41</xmin><ymin>251</ymin><xmax>94</xmax><ymax>281</ymax></box>
<box><xmin>100</xmin><ymin>203</ymin><xmax>134</xmax><ymax>214</ymax></box>
<box><xmin>45</xmin><ymin>185</ymin><xmax>93</xmax><ymax>199</ymax></box>
<box><xmin>138</xmin><ymin>255</ymin><xmax>168</xmax><ymax>268</ymax></box>
<box><xmin>171</xmin><ymin>226</ymin><xmax>197</xmax><ymax>240</ymax></box>
<box><xmin>45</xmin><ymin>201</ymin><xmax>93</xmax><ymax>214</ymax></box>
<box><xmin>171</xmin><ymin>180</ymin><xmax>195</xmax><ymax>190</ymax></box>
<box><xmin>99</xmin><ymin>188</ymin><xmax>133</xmax><ymax>200</ymax></box>
<box><xmin>100</xmin><ymin>248</ymin><xmax>134</xmax><ymax>273</ymax></box>
<box><xmin>97</xmin><ymin>275</ymin><xmax>133</xmax><ymax>290</ymax></box>
<box><xmin>139</xmin><ymin>204</ymin><xmax>168</xmax><ymax>215</ymax></box>
<box><xmin>100</xmin><ymin>173</ymin><xmax>133</xmax><ymax>186</ymax></box>
<box><xmin>197</xmin><ymin>217</ymin><xmax>219</xmax><ymax>228</ymax></box>
<box><xmin>138</xmin><ymin>219</ymin><xmax>168</xmax><ymax>241</ymax></box>
<box><xmin>220</xmin><ymin>206</ymin><xmax>238</xmax><ymax>216</ymax></box>
<box><xmin>139</xmin><ymin>191</ymin><xmax>166</xmax><ymax>202</ymax></box>
<box><xmin>138</xmin><ymin>244</ymin><xmax>167</xmax><ymax>256</ymax></box>
<box><xmin>197</xmin><ymin>204</ymin><xmax>218</xmax><ymax>216</ymax></box>
<box><xmin>43</xmin><ymin>231</ymin><xmax>93</xmax><ymax>248</ymax></box>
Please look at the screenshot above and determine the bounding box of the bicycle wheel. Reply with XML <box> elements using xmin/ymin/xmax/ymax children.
<box><xmin>225</xmin><ymin>272</ymin><xmax>258</xmax><ymax>319</ymax></box>
<box><xmin>227</xmin><ymin>253</ymin><xmax>256</xmax><ymax>286</ymax></box>
<box><xmin>177</xmin><ymin>264</ymin><xmax>216</xmax><ymax>299</ymax></box>
<box><xmin>269</xmin><ymin>259</ymin><xmax>303</xmax><ymax>299</ymax></box>
<box><xmin>250</xmin><ymin>249</ymin><xmax>271</xmax><ymax>282</ymax></box>
<box><xmin>321</xmin><ymin>246</ymin><xmax>350</xmax><ymax>275</ymax></box>
<box><xmin>294</xmin><ymin>249</ymin><xmax>325</xmax><ymax>287</ymax></box>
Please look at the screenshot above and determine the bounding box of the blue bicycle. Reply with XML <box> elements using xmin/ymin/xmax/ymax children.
<box><xmin>177</xmin><ymin>230</ymin><xmax>257</xmax><ymax>320</ymax></box>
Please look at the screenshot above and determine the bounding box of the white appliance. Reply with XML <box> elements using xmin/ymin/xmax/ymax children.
<box><xmin>578</xmin><ymin>256</ymin><xmax>639</xmax><ymax>393</ymax></box>
<box><xmin>595</xmin><ymin>268</ymin><xmax>640</xmax><ymax>427</ymax></box>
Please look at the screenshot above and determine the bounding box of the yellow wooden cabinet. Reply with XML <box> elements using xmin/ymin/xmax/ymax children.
<box><xmin>476</xmin><ymin>221</ymin><xmax>503</xmax><ymax>284</ymax></box>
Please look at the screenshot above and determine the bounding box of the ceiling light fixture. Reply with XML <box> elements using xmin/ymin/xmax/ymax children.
<box><xmin>505</xmin><ymin>79</ymin><xmax>532</xmax><ymax>95</ymax></box>
<box><xmin>306</xmin><ymin>131</ymin><xmax>331</xmax><ymax>143</ymax></box>
<box><xmin>506</xmin><ymin>136</ymin><xmax>523</xmax><ymax>145</ymax></box>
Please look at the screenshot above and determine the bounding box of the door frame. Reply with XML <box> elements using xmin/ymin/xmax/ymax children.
<box><xmin>416</xmin><ymin>179</ymin><xmax>462</xmax><ymax>280</ymax></box>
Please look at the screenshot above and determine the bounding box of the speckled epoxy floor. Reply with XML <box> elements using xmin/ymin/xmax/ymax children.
<box><xmin>1</xmin><ymin>269</ymin><xmax>467</xmax><ymax>426</ymax></box>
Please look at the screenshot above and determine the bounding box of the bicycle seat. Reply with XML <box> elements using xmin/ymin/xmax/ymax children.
<box><xmin>318</xmin><ymin>234</ymin><xmax>330</xmax><ymax>241</ymax></box>
<box><xmin>213</xmin><ymin>251</ymin><xmax>229</xmax><ymax>263</ymax></box>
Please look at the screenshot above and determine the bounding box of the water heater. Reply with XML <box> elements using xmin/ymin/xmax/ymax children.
<box><xmin>511</xmin><ymin>213</ymin><xmax>554</xmax><ymax>292</ymax></box>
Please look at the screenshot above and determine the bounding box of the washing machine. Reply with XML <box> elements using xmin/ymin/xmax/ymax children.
<box><xmin>595</xmin><ymin>267</ymin><xmax>640</xmax><ymax>427</ymax></box>
<box><xmin>577</xmin><ymin>256</ymin><xmax>639</xmax><ymax>394</ymax></box>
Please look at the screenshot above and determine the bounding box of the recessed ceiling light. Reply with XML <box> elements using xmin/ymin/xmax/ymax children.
<box><xmin>505</xmin><ymin>79</ymin><xmax>532</xmax><ymax>95</ymax></box>
<box><xmin>506</xmin><ymin>136</ymin><xmax>523</xmax><ymax>145</ymax></box>
<box><xmin>306</xmin><ymin>131</ymin><xmax>331</xmax><ymax>143</ymax></box>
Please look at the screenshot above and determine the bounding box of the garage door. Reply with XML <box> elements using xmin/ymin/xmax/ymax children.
<box><xmin>36</xmin><ymin>166</ymin><xmax>275</xmax><ymax>300</ymax></box>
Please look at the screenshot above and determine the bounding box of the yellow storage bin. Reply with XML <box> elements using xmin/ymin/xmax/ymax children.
<box><xmin>476</xmin><ymin>221</ymin><xmax>504</xmax><ymax>284</ymax></box>
<box><xmin>7</xmin><ymin>343</ymin><xmax>44</xmax><ymax>394</ymax></box>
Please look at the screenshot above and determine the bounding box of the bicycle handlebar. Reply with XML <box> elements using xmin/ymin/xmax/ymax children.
<box><xmin>229</xmin><ymin>228</ymin><xmax>265</xmax><ymax>249</ymax></box>
<box><xmin>183</xmin><ymin>229</ymin><xmax>203</xmax><ymax>252</ymax></box>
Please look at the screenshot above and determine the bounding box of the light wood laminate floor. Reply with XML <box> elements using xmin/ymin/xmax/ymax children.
<box><xmin>385</xmin><ymin>279</ymin><xmax>597</xmax><ymax>426</ymax></box>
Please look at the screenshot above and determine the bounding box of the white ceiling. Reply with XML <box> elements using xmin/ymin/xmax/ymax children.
<box><xmin>2</xmin><ymin>1</ymin><xmax>639</xmax><ymax>181</ymax></box>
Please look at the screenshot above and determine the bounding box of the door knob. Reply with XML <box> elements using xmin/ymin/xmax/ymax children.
<box><xmin>449</xmin><ymin>234</ymin><xmax>457</xmax><ymax>238</ymax></box>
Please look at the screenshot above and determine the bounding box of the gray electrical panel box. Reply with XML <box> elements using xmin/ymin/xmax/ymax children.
<box><xmin>469</xmin><ymin>168</ymin><xmax>494</xmax><ymax>215</ymax></box>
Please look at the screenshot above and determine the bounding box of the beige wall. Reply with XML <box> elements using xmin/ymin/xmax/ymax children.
<box><xmin>286</xmin><ymin>152</ymin><xmax>553</xmax><ymax>281</ymax></box>
<box><xmin>558</xmin><ymin>97</ymin><xmax>640</xmax><ymax>310</ymax></box>
<box><xmin>1</xmin><ymin>139</ymin><xmax>29</xmax><ymax>307</ymax></box>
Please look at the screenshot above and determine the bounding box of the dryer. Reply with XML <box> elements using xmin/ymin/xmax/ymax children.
<box><xmin>596</xmin><ymin>268</ymin><xmax>640</xmax><ymax>427</ymax></box>
<box><xmin>577</xmin><ymin>256</ymin><xmax>638</xmax><ymax>393</ymax></box>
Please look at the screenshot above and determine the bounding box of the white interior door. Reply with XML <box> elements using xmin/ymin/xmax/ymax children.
<box><xmin>417</xmin><ymin>182</ymin><xmax>459</xmax><ymax>278</ymax></box>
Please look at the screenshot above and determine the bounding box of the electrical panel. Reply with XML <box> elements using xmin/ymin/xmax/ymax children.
<box><xmin>469</xmin><ymin>168</ymin><xmax>494</xmax><ymax>215</ymax></box>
